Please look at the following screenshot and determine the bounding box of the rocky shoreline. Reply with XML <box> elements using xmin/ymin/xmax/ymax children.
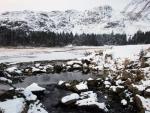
<box><xmin>0</xmin><ymin>47</ymin><xmax>149</xmax><ymax>113</ymax></box>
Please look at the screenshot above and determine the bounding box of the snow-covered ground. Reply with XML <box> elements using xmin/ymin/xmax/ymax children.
<box><xmin>0</xmin><ymin>46</ymin><xmax>108</xmax><ymax>63</ymax></box>
<box><xmin>107</xmin><ymin>44</ymin><xmax>150</xmax><ymax>60</ymax></box>
<box><xmin>0</xmin><ymin>45</ymin><xmax>149</xmax><ymax>64</ymax></box>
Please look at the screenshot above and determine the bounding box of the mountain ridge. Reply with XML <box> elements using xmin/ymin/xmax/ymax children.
<box><xmin>0</xmin><ymin>0</ymin><xmax>150</xmax><ymax>37</ymax></box>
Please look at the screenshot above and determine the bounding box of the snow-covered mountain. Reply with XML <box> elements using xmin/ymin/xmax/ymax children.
<box><xmin>123</xmin><ymin>0</ymin><xmax>150</xmax><ymax>20</ymax></box>
<box><xmin>0</xmin><ymin>0</ymin><xmax>150</xmax><ymax>36</ymax></box>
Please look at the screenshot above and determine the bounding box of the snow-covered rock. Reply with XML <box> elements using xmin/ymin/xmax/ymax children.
<box><xmin>110</xmin><ymin>85</ymin><xmax>124</xmax><ymax>93</ymax></box>
<box><xmin>76</xmin><ymin>91</ymin><xmax>108</xmax><ymax>112</ymax></box>
<box><xmin>0</xmin><ymin>98</ymin><xmax>25</xmax><ymax>113</ymax></box>
<box><xmin>28</xmin><ymin>100</ymin><xmax>48</xmax><ymax>113</ymax></box>
<box><xmin>61</xmin><ymin>91</ymin><xmax>108</xmax><ymax>112</ymax></box>
<box><xmin>6</xmin><ymin>66</ymin><xmax>22</xmax><ymax>75</ymax></box>
<box><xmin>0</xmin><ymin>77</ymin><xmax>12</xmax><ymax>83</ymax></box>
<box><xmin>61</xmin><ymin>93</ymin><xmax>80</xmax><ymax>104</ymax></box>
<box><xmin>23</xmin><ymin>89</ymin><xmax>37</xmax><ymax>101</ymax></box>
<box><xmin>67</xmin><ymin>61</ymin><xmax>82</xmax><ymax>65</ymax></box>
<box><xmin>32</xmin><ymin>67</ymin><xmax>42</xmax><ymax>72</ymax></box>
<box><xmin>121</xmin><ymin>99</ymin><xmax>127</xmax><ymax>105</ymax></box>
<box><xmin>88</xmin><ymin>78</ymin><xmax>94</xmax><ymax>81</ymax></box>
<box><xmin>75</xmin><ymin>81</ymin><xmax>88</xmax><ymax>91</ymax></box>
<box><xmin>6</xmin><ymin>66</ymin><xmax>17</xmax><ymax>73</ymax></box>
<box><xmin>104</xmin><ymin>81</ymin><xmax>111</xmax><ymax>88</ymax></box>
<box><xmin>25</xmin><ymin>83</ymin><xmax>46</xmax><ymax>92</ymax></box>
<box><xmin>58</xmin><ymin>80</ymin><xmax>65</xmax><ymax>86</ymax></box>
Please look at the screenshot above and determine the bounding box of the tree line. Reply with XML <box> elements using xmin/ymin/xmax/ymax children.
<box><xmin>0</xmin><ymin>26</ymin><xmax>149</xmax><ymax>47</ymax></box>
<box><xmin>128</xmin><ymin>30</ymin><xmax>150</xmax><ymax>44</ymax></box>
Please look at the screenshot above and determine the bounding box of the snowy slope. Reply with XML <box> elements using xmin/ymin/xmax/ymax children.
<box><xmin>0</xmin><ymin>0</ymin><xmax>150</xmax><ymax>36</ymax></box>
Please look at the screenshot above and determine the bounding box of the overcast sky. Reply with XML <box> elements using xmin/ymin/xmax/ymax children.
<box><xmin>0</xmin><ymin>0</ymin><xmax>129</xmax><ymax>12</ymax></box>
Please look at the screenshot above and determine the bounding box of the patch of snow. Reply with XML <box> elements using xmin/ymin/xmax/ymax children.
<box><xmin>76</xmin><ymin>81</ymin><xmax>88</xmax><ymax>91</ymax></box>
<box><xmin>104</xmin><ymin>96</ymin><xmax>108</xmax><ymax>99</ymax></box>
<box><xmin>32</xmin><ymin>67</ymin><xmax>41</xmax><ymax>72</ymax></box>
<box><xmin>44</xmin><ymin>64</ymin><xmax>53</xmax><ymax>69</ymax></box>
<box><xmin>146</xmin><ymin>89</ymin><xmax>150</xmax><ymax>93</ymax></box>
<box><xmin>0</xmin><ymin>98</ymin><xmax>25</xmax><ymax>113</ymax></box>
<box><xmin>83</xmin><ymin>63</ymin><xmax>88</xmax><ymax>68</ymax></box>
<box><xmin>67</xmin><ymin>60</ymin><xmax>82</xmax><ymax>65</ymax></box>
<box><xmin>65</xmin><ymin>83</ymin><xmax>71</xmax><ymax>87</ymax></box>
<box><xmin>14</xmin><ymin>70</ymin><xmax>22</xmax><ymax>74</ymax></box>
<box><xmin>22</xmin><ymin>89</ymin><xmax>37</xmax><ymax>101</ymax></box>
<box><xmin>121</xmin><ymin>99</ymin><xmax>127</xmax><ymax>105</ymax></box>
<box><xmin>6</xmin><ymin>66</ymin><xmax>17</xmax><ymax>73</ymax></box>
<box><xmin>58</xmin><ymin>80</ymin><xmax>65</xmax><ymax>85</ymax></box>
<box><xmin>73</xmin><ymin>64</ymin><xmax>81</xmax><ymax>68</ymax></box>
<box><xmin>80</xmin><ymin>91</ymin><xmax>97</xmax><ymax>100</ymax></box>
<box><xmin>35</xmin><ymin>63</ymin><xmax>40</xmax><ymax>67</ymax></box>
<box><xmin>104</xmin><ymin>81</ymin><xmax>111</xmax><ymax>85</ymax></box>
<box><xmin>104</xmin><ymin>81</ymin><xmax>111</xmax><ymax>88</ymax></box>
<box><xmin>116</xmin><ymin>79</ymin><xmax>124</xmax><ymax>85</ymax></box>
<box><xmin>110</xmin><ymin>86</ymin><xmax>117</xmax><ymax>92</ymax></box>
<box><xmin>88</xmin><ymin>78</ymin><xmax>94</xmax><ymax>81</ymax></box>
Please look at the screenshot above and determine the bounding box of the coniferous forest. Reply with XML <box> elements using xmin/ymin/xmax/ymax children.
<box><xmin>128</xmin><ymin>30</ymin><xmax>150</xmax><ymax>44</ymax></box>
<box><xmin>0</xmin><ymin>26</ymin><xmax>149</xmax><ymax>47</ymax></box>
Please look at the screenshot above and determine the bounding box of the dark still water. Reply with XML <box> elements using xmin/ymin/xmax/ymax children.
<box><xmin>14</xmin><ymin>72</ymin><xmax>97</xmax><ymax>87</ymax></box>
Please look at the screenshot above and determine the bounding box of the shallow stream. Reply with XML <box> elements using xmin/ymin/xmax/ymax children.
<box><xmin>14</xmin><ymin>72</ymin><xmax>137</xmax><ymax>113</ymax></box>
